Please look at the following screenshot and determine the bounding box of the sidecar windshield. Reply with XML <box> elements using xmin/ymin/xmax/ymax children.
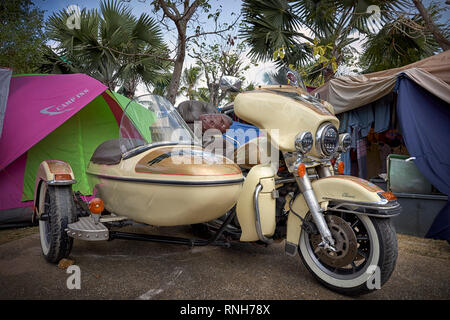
<box><xmin>119</xmin><ymin>94</ymin><xmax>195</xmax><ymax>155</ymax></box>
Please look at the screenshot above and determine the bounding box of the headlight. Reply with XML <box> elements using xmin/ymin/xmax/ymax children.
<box><xmin>316</xmin><ymin>122</ymin><xmax>339</xmax><ymax>156</ymax></box>
<box><xmin>295</xmin><ymin>131</ymin><xmax>313</xmax><ymax>154</ymax></box>
<box><xmin>338</xmin><ymin>133</ymin><xmax>352</xmax><ymax>152</ymax></box>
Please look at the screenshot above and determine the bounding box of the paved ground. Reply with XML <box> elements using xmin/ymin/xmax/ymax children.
<box><xmin>0</xmin><ymin>225</ymin><xmax>449</xmax><ymax>300</ymax></box>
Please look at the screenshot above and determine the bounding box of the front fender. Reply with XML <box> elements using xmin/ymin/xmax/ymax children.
<box><xmin>286</xmin><ymin>175</ymin><xmax>400</xmax><ymax>250</ymax></box>
<box><xmin>34</xmin><ymin>160</ymin><xmax>76</xmax><ymax>219</ymax></box>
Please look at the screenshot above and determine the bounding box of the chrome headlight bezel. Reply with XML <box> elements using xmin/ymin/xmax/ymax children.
<box><xmin>295</xmin><ymin>131</ymin><xmax>313</xmax><ymax>154</ymax></box>
<box><xmin>338</xmin><ymin>133</ymin><xmax>352</xmax><ymax>153</ymax></box>
<box><xmin>316</xmin><ymin>122</ymin><xmax>339</xmax><ymax>156</ymax></box>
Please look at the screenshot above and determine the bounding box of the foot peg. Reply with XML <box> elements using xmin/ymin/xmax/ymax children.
<box><xmin>66</xmin><ymin>216</ymin><xmax>109</xmax><ymax>241</ymax></box>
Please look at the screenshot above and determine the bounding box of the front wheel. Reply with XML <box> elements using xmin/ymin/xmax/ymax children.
<box><xmin>298</xmin><ymin>212</ymin><xmax>397</xmax><ymax>296</ymax></box>
<box><xmin>38</xmin><ymin>184</ymin><xmax>77</xmax><ymax>263</ymax></box>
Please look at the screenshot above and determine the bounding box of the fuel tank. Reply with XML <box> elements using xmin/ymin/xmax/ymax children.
<box><xmin>86</xmin><ymin>144</ymin><xmax>243</xmax><ymax>226</ymax></box>
<box><xmin>234</xmin><ymin>86</ymin><xmax>339</xmax><ymax>155</ymax></box>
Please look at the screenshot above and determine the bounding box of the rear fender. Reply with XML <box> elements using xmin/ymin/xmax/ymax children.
<box><xmin>286</xmin><ymin>175</ymin><xmax>400</xmax><ymax>250</ymax></box>
<box><xmin>34</xmin><ymin>160</ymin><xmax>76</xmax><ymax>219</ymax></box>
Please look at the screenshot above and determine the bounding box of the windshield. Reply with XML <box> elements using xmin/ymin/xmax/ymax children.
<box><xmin>259</xmin><ymin>67</ymin><xmax>306</xmax><ymax>90</ymax></box>
<box><xmin>119</xmin><ymin>94</ymin><xmax>195</xmax><ymax>155</ymax></box>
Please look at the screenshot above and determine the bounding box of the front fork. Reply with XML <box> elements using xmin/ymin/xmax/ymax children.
<box><xmin>286</xmin><ymin>153</ymin><xmax>335</xmax><ymax>250</ymax></box>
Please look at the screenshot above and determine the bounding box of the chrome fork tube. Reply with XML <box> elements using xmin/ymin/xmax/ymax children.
<box><xmin>316</xmin><ymin>165</ymin><xmax>332</xmax><ymax>178</ymax></box>
<box><xmin>294</xmin><ymin>173</ymin><xmax>335</xmax><ymax>247</ymax></box>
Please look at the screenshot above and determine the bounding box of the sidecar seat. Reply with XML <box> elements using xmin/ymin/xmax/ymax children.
<box><xmin>90</xmin><ymin>139</ymin><xmax>122</xmax><ymax>165</ymax></box>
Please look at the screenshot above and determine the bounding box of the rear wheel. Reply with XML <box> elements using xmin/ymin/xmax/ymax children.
<box><xmin>298</xmin><ymin>212</ymin><xmax>397</xmax><ymax>296</ymax></box>
<box><xmin>38</xmin><ymin>184</ymin><xmax>76</xmax><ymax>263</ymax></box>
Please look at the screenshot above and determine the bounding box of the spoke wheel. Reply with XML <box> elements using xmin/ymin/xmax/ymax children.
<box><xmin>298</xmin><ymin>210</ymin><xmax>398</xmax><ymax>295</ymax></box>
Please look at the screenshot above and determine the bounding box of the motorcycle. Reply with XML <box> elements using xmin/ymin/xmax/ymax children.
<box><xmin>34</xmin><ymin>70</ymin><xmax>400</xmax><ymax>295</ymax></box>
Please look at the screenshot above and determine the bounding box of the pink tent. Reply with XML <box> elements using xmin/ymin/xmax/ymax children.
<box><xmin>0</xmin><ymin>74</ymin><xmax>126</xmax><ymax>224</ymax></box>
<box><xmin>0</xmin><ymin>74</ymin><xmax>107</xmax><ymax>171</ymax></box>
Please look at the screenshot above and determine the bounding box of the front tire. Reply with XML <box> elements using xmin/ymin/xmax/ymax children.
<box><xmin>298</xmin><ymin>212</ymin><xmax>397</xmax><ymax>296</ymax></box>
<box><xmin>38</xmin><ymin>184</ymin><xmax>76</xmax><ymax>264</ymax></box>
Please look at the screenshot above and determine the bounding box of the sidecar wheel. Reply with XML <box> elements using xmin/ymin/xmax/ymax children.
<box><xmin>39</xmin><ymin>185</ymin><xmax>76</xmax><ymax>264</ymax></box>
<box><xmin>298</xmin><ymin>212</ymin><xmax>397</xmax><ymax>296</ymax></box>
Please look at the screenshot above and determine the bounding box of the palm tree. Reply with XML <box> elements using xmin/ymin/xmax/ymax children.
<box><xmin>194</xmin><ymin>88</ymin><xmax>210</xmax><ymax>102</ymax></box>
<box><xmin>360</xmin><ymin>5</ymin><xmax>441</xmax><ymax>73</ymax></box>
<box><xmin>46</xmin><ymin>0</ymin><xmax>170</xmax><ymax>98</ymax></box>
<box><xmin>180</xmin><ymin>66</ymin><xmax>202</xmax><ymax>100</ymax></box>
<box><xmin>240</xmin><ymin>0</ymin><xmax>411</xmax><ymax>82</ymax></box>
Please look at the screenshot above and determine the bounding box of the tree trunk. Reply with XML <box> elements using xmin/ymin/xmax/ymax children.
<box><xmin>155</xmin><ymin>0</ymin><xmax>202</xmax><ymax>105</ymax></box>
<box><xmin>323</xmin><ymin>66</ymin><xmax>335</xmax><ymax>83</ymax></box>
<box><xmin>208</xmin><ymin>83</ymin><xmax>220</xmax><ymax>106</ymax></box>
<box><xmin>166</xmin><ymin>32</ymin><xmax>186</xmax><ymax>105</ymax></box>
<box><xmin>412</xmin><ymin>0</ymin><xmax>450</xmax><ymax>51</ymax></box>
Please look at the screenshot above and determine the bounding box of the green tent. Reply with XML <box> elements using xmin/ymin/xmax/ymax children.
<box><xmin>21</xmin><ymin>90</ymin><xmax>151</xmax><ymax>200</ymax></box>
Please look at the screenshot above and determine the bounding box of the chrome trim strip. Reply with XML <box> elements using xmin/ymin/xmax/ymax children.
<box><xmin>326</xmin><ymin>206</ymin><xmax>401</xmax><ymax>218</ymax></box>
<box><xmin>322</xmin><ymin>197</ymin><xmax>391</xmax><ymax>207</ymax></box>
<box><xmin>47</xmin><ymin>179</ymin><xmax>77</xmax><ymax>186</ymax></box>
<box><xmin>324</xmin><ymin>198</ymin><xmax>402</xmax><ymax>217</ymax></box>
<box><xmin>254</xmin><ymin>184</ymin><xmax>273</xmax><ymax>244</ymax></box>
<box><xmin>87</xmin><ymin>172</ymin><xmax>244</xmax><ymax>186</ymax></box>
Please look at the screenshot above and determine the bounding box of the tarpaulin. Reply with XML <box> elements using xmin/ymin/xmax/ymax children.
<box><xmin>395</xmin><ymin>74</ymin><xmax>450</xmax><ymax>240</ymax></box>
<box><xmin>313</xmin><ymin>51</ymin><xmax>450</xmax><ymax>114</ymax></box>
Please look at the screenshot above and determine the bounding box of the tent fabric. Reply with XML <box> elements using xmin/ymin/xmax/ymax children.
<box><xmin>0</xmin><ymin>74</ymin><xmax>136</xmax><ymax>211</ymax></box>
<box><xmin>395</xmin><ymin>74</ymin><xmax>450</xmax><ymax>196</ymax></box>
<box><xmin>395</xmin><ymin>74</ymin><xmax>450</xmax><ymax>240</ymax></box>
<box><xmin>313</xmin><ymin>51</ymin><xmax>450</xmax><ymax>114</ymax></box>
<box><xmin>0</xmin><ymin>74</ymin><xmax>108</xmax><ymax>171</ymax></box>
<box><xmin>0</xmin><ymin>68</ymin><xmax>12</xmax><ymax>139</ymax></box>
<box><xmin>21</xmin><ymin>94</ymin><xmax>120</xmax><ymax>201</ymax></box>
<box><xmin>0</xmin><ymin>153</ymin><xmax>32</xmax><ymax>210</ymax></box>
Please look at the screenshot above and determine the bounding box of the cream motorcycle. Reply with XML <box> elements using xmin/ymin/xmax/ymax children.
<box><xmin>34</xmin><ymin>74</ymin><xmax>400</xmax><ymax>296</ymax></box>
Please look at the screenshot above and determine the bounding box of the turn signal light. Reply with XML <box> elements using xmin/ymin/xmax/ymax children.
<box><xmin>54</xmin><ymin>174</ymin><xmax>72</xmax><ymax>180</ymax></box>
<box><xmin>89</xmin><ymin>198</ymin><xmax>104</xmax><ymax>214</ymax></box>
<box><xmin>337</xmin><ymin>161</ymin><xmax>345</xmax><ymax>174</ymax></box>
<box><xmin>297</xmin><ymin>163</ymin><xmax>306</xmax><ymax>178</ymax></box>
<box><xmin>381</xmin><ymin>192</ymin><xmax>397</xmax><ymax>201</ymax></box>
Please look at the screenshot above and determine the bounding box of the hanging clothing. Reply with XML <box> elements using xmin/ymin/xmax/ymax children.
<box><xmin>373</xmin><ymin>93</ymin><xmax>392</xmax><ymax>133</ymax></box>
<box><xmin>337</xmin><ymin>112</ymin><xmax>349</xmax><ymax>134</ymax></box>
<box><xmin>356</xmin><ymin>137</ymin><xmax>368</xmax><ymax>179</ymax></box>
<box><xmin>348</xmin><ymin>104</ymin><xmax>374</xmax><ymax>138</ymax></box>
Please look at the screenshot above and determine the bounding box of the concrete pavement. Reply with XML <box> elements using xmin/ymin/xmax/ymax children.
<box><xmin>0</xmin><ymin>225</ymin><xmax>449</xmax><ymax>300</ymax></box>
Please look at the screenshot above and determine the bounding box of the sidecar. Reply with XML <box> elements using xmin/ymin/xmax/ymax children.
<box><xmin>34</xmin><ymin>94</ymin><xmax>244</xmax><ymax>263</ymax></box>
